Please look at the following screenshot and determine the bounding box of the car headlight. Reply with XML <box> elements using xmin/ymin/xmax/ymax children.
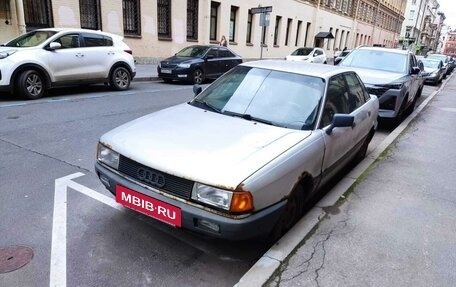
<box><xmin>382</xmin><ymin>82</ymin><xmax>403</xmax><ymax>90</ymax></box>
<box><xmin>97</xmin><ymin>143</ymin><xmax>119</xmax><ymax>170</ymax></box>
<box><xmin>191</xmin><ymin>183</ymin><xmax>254</xmax><ymax>213</ymax></box>
<box><xmin>178</xmin><ymin>63</ymin><xmax>191</xmax><ymax>68</ymax></box>
<box><xmin>431</xmin><ymin>72</ymin><xmax>438</xmax><ymax>76</ymax></box>
<box><xmin>0</xmin><ymin>50</ymin><xmax>16</xmax><ymax>59</ymax></box>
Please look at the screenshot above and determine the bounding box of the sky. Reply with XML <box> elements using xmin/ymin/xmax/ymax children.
<box><xmin>437</xmin><ymin>0</ymin><xmax>456</xmax><ymax>30</ymax></box>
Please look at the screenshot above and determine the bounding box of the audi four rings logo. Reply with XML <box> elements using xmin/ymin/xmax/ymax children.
<box><xmin>137</xmin><ymin>168</ymin><xmax>166</xmax><ymax>188</ymax></box>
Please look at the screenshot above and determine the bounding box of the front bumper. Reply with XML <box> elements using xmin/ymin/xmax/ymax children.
<box><xmin>95</xmin><ymin>162</ymin><xmax>286</xmax><ymax>240</ymax></box>
<box><xmin>366</xmin><ymin>86</ymin><xmax>404</xmax><ymax>119</ymax></box>
<box><xmin>157</xmin><ymin>67</ymin><xmax>192</xmax><ymax>81</ymax></box>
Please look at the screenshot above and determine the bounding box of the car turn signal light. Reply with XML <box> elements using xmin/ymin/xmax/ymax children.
<box><xmin>230</xmin><ymin>191</ymin><xmax>254</xmax><ymax>213</ymax></box>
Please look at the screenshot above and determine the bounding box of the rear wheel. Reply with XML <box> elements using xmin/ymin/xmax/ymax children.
<box><xmin>17</xmin><ymin>70</ymin><xmax>45</xmax><ymax>100</ymax></box>
<box><xmin>110</xmin><ymin>66</ymin><xmax>131</xmax><ymax>91</ymax></box>
<box><xmin>269</xmin><ymin>185</ymin><xmax>305</xmax><ymax>242</ymax></box>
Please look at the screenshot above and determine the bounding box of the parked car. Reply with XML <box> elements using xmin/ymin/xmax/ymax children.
<box><xmin>0</xmin><ymin>28</ymin><xmax>135</xmax><ymax>100</ymax></box>
<box><xmin>338</xmin><ymin>46</ymin><xmax>423</xmax><ymax>124</ymax></box>
<box><xmin>420</xmin><ymin>58</ymin><xmax>445</xmax><ymax>85</ymax></box>
<box><xmin>427</xmin><ymin>53</ymin><xmax>450</xmax><ymax>77</ymax></box>
<box><xmin>157</xmin><ymin>45</ymin><xmax>242</xmax><ymax>84</ymax></box>
<box><xmin>286</xmin><ymin>47</ymin><xmax>327</xmax><ymax>64</ymax></box>
<box><xmin>334</xmin><ymin>49</ymin><xmax>351</xmax><ymax>65</ymax></box>
<box><xmin>95</xmin><ymin>60</ymin><xmax>379</xmax><ymax>240</ymax></box>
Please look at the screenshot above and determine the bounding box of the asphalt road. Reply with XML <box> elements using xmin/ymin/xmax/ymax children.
<box><xmin>0</xmin><ymin>81</ymin><xmax>438</xmax><ymax>287</ymax></box>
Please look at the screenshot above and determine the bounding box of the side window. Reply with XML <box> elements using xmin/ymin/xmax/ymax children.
<box><xmin>56</xmin><ymin>34</ymin><xmax>80</xmax><ymax>49</ymax></box>
<box><xmin>321</xmin><ymin>75</ymin><xmax>350</xmax><ymax>127</ymax></box>
<box><xmin>83</xmin><ymin>33</ymin><xmax>105</xmax><ymax>47</ymax></box>
<box><xmin>344</xmin><ymin>72</ymin><xmax>367</xmax><ymax>111</ymax></box>
<box><xmin>206</xmin><ymin>48</ymin><xmax>218</xmax><ymax>58</ymax></box>
<box><xmin>219</xmin><ymin>49</ymin><xmax>234</xmax><ymax>58</ymax></box>
<box><xmin>103</xmin><ymin>36</ymin><xmax>113</xmax><ymax>46</ymax></box>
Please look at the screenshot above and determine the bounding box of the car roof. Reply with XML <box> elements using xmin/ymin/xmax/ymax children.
<box><xmin>35</xmin><ymin>28</ymin><xmax>121</xmax><ymax>38</ymax></box>
<box><xmin>241</xmin><ymin>60</ymin><xmax>354</xmax><ymax>78</ymax></box>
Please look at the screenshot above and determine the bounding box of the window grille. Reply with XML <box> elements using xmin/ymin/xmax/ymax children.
<box><xmin>210</xmin><ymin>2</ymin><xmax>219</xmax><ymax>41</ymax></box>
<box><xmin>187</xmin><ymin>0</ymin><xmax>198</xmax><ymax>40</ymax></box>
<box><xmin>80</xmin><ymin>0</ymin><xmax>101</xmax><ymax>30</ymax></box>
<box><xmin>158</xmin><ymin>0</ymin><xmax>171</xmax><ymax>38</ymax></box>
<box><xmin>246</xmin><ymin>11</ymin><xmax>253</xmax><ymax>44</ymax></box>
<box><xmin>123</xmin><ymin>0</ymin><xmax>141</xmax><ymax>36</ymax></box>
<box><xmin>23</xmin><ymin>0</ymin><xmax>53</xmax><ymax>31</ymax></box>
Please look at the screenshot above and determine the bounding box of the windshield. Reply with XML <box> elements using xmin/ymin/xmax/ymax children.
<box><xmin>291</xmin><ymin>48</ymin><xmax>313</xmax><ymax>56</ymax></box>
<box><xmin>340</xmin><ymin>50</ymin><xmax>351</xmax><ymax>57</ymax></box>
<box><xmin>340</xmin><ymin>49</ymin><xmax>407</xmax><ymax>73</ymax></box>
<box><xmin>421</xmin><ymin>59</ymin><xmax>440</xmax><ymax>69</ymax></box>
<box><xmin>5</xmin><ymin>30</ymin><xmax>57</xmax><ymax>47</ymax></box>
<box><xmin>176</xmin><ymin>46</ymin><xmax>210</xmax><ymax>57</ymax></box>
<box><xmin>192</xmin><ymin>66</ymin><xmax>325</xmax><ymax>130</ymax></box>
<box><xmin>427</xmin><ymin>54</ymin><xmax>448</xmax><ymax>63</ymax></box>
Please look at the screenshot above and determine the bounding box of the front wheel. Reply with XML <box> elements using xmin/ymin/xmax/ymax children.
<box><xmin>110</xmin><ymin>67</ymin><xmax>131</xmax><ymax>91</ymax></box>
<box><xmin>17</xmin><ymin>70</ymin><xmax>45</xmax><ymax>100</ymax></box>
<box><xmin>191</xmin><ymin>69</ymin><xmax>204</xmax><ymax>84</ymax></box>
<box><xmin>269</xmin><ymin>185</ymin><xmax>305</xmax><ymax>242</ymax></box>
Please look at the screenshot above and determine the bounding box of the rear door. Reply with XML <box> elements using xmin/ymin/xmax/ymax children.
<box><xmin>80</xmin><ymin>33</ymin><xmax>115</xmax><ymax>79</ymax></box>
<box><xmin>218</xmin><ymin>48</ymin><xmax>240</xmax><ymax>75</ymax></box>
<box><xmin>203</xmin><ymin>47</ymin><xmax>220</xmax><ymax>78</ymax></box>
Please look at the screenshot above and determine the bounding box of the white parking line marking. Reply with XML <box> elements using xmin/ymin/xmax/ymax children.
<box><xmin>51</xmin><ymin>172</ymin><xmax>124</xmax><ymax>287</ymax></box>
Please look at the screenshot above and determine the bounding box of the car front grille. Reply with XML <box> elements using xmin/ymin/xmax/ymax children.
<box><xmin>118</xmin><ymin>155</ymin><xmax>194</xmax><ymax>199</ymax></box>
<box><xmin>160</xmin><ymin>63</ymin><xmax>178</xmax><ymax>69</ymax></box>
<box><xmin>366</xmin><ymin>86</ymin><xmax>389</xmax><ymax>97</ymax></box>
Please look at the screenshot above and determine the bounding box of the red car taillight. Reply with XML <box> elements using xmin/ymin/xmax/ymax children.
<box><xmin>124</xmin><ymin>49</ymin><xmax>133</xmax><ymax>55</ymax></box>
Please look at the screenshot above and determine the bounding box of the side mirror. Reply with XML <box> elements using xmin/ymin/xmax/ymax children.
<box><xmin>193</xmin><ymin>84</ymin><xmax>202</xmax><ymax>97</ymax></box>
<box><xmin>411</xmin><ymin>67</ymin><xmax>421</xmax><ymax>75</ymax></box>
<box><xmin>205</xmin><ymin>54</ymin><xmax>215</xmax><ymax>60</ymax></box>
<box><xmin>326</xmin><ymin>114</ymin><xmax>354</xmax><ymax>135</ymax></box>
<box><xmin>48</xmin><ymin>42</ymin><xmax>61</xmax><ymax>50</ymax></box>
<box><xmin>334</xmin><ymin>58</ymin><xmax>342</xmax><ymax>65</ymax></box>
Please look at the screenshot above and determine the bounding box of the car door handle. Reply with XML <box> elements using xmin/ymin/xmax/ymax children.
<box><xmin>76</xmin><ymin>53</ymin><xmax>84</xmax><ymax>58</ymax></box>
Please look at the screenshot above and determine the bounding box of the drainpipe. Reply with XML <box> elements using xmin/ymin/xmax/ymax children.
<box><xmin>15</xmin><ymin>0</ymin><xmax>26</xmax><ymax>34</ymax></box>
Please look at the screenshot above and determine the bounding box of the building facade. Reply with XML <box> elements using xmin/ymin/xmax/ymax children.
<box><xmin>0</xmin><ymin>0</ymin><xmax>406</xmax><ymax>62</ymax></box>
<box><xmin>443</xmin><ymin>30</ymin><xmax>456</xmax><ymax>57</ymax></box>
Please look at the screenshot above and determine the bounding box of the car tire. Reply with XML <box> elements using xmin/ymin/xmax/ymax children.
<box><xmin>323</xmin><ymin>61</ymin><xmax>327</xmax><ymax>64</ymax></box>
<box><xmin>17</xmin><ymin>70</ymin><xmax>45</xmax><ymax>100</ymax></box>
<box><xmin>192</xmin><ymin>69</ymin><xmax>204</xmax><ymax>84</ymax></box>
<box><xmin>354</xmin><ymin>129</ymin><xmax>374</xmax><ymax>164</ymax></box>
<box><xmin>394</xmin><ymin>97</ymin><xmax>408</xmax><ymax>125</ymax></box>
<box><xmin>269</xmin><ymin>185</ymin><xmax>305</xmax><ymax>242</ymax></box>
<box><xmin>110</xmin><ymin>66</ymin><xmax>131</xmax><ymax>91</ymax></box>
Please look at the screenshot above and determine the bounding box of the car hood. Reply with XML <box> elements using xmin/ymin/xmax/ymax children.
<box><xmin>423</xmin><ymin>67</ymin><xmax>438</xmax><ymax>73</ymax></box>
<box><xmin>101</xmin><ymin>103</ymin><xmax>311</xmax><ymax>189</ymax></box>
<box><xmin>341</xmin><ymin>66</ymin><xmax>406</xmax><ymax>85</ymax></box>
<box><xmin>160</xmin><ymin>55</ymin><xmax>200</xmax><ymax>65</ymax></box>
<box><xmin>0</xmin><ymin>46</ymin><xmax>18</xmax><ymax>53</ymax></box>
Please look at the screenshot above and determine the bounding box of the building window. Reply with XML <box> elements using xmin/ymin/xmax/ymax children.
<box><xmin>295</xmin><ymin>20</ymin><xmax>302</xmax><ymax>46</ymax></box>
<box><xmin>80</xmin><ymin>0</ymin><xmax>101</xmax><ymax>30</ymax></box>
<box><xmin>327</xmin><ymin>27</ymin><xmax>333</xmax><ymax>50</ymax></box>
<box><xmin>229</xmin><ymin>6</ymin><xmax>238</xmax><ymax>42</ymax></box>
<box><xmin>246</xmin><ymin>10</ymin><xmax>253</xmax><ymax>44</ymax></box>
<box><xmin>285</xmin><ymin>18</ymin><xmax>292</xmax><ymax>46</ymax></box>
<box><xmin>157</xmin><ymin>0</ymin><xmax>171</xmax><ymax>39</ymax></box>
<box><xmin>274</xmin><ymin>16</ymin><xmax>281</xmax><ymax>46</ymax></box>
<box><xmin>187</xmin><ymin>0</ymin><xmax>198</xmax><ymax>40</ymax></box>
<box><xmin>23</xmin><ymin>0</ymin><xmax>53</xmax><ymax>31</ymax></box>
<box><xmin>123</xmin><ymin>0</ymin><xmax>141</xmax><ymax>36</ymax></box>
<box><xmin>409</xmin><ymin>10</ymin><xmax>415</xmax><ymax>20</ymax></box>
<box><xmin>210</xmin><ymin>2</ymin><xmax>219</xmax><ymax>41</ymax></box>
<box><xmin>304</xmin><ymin>22</ymin><xmax>311</xmax><ymax>47</ymax></box>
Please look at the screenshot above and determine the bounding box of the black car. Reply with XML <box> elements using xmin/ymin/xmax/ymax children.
<box><xmin>157</xmin><ymin>45</ymin><xmax>242</xmax><ymax>84</ymax></box>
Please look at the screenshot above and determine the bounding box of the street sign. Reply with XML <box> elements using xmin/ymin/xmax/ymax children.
<box><xmin>250</xmin><ymin>6</ymin><xmax>272</xmax><ymax>14</ymax></box>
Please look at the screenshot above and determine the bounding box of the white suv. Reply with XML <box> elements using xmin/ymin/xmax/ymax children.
<box><xmin>286</xmin><ymin>47</ymin><xmax>327</xmax><ymax>64</ymax></box>
<box><xmin>0</xmin><ymin>28</ymin><xmax>136</xmax><ymax>100</ymax></box>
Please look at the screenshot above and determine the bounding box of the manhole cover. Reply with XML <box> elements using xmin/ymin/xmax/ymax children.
<box><xmin>0</xmin><ymin>246</ymin><xmax>34</xmax><ymax>273</ymax></box>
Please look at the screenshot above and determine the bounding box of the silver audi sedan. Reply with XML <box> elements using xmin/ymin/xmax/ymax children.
<box><xmin>95</xmin><ymin>60</ymin><xmax>379</xmax><ymax>240</ymax></box>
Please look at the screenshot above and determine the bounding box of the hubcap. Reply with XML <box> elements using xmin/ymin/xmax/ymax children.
<box><xmin>26</xmin><ymin>74</ymin><xmax>42</xmax><ymax>96</ymax></box>
<box><xmin>194</xmin><ymin>71</ymin><xmax>202</xmax><ymax>84</ymax></box>
<box><xmin>115</xmin><ymin>70</ymin><xmax>129</xmax><ymax>88</ymax></box>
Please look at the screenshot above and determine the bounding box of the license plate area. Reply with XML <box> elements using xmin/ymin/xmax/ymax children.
<box><xmin>116</xmin><ymin>185</ymin><xmax>181</xmax><ymax>227</ymax></box>
<box><xmin>161</xmin><ymin>69</ymin><xmax>172</xmax><ymax>74</ymax></box>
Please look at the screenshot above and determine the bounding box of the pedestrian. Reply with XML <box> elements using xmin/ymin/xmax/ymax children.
<box><xmin>220</xmin><ymin>35</ymin><xmax>227</xmax><ymax>47</ymax></box>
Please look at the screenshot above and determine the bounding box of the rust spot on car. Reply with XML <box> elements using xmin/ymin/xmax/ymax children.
<box><xmin>100</xmin><ymin>141</ymin><xmax>112</xmax><ymax>149</ymax></box>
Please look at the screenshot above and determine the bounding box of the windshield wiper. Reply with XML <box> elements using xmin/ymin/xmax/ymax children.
<box><xmin>223</xmin><ymin>110</ymin><xmax>275</xmax><ymax>126</ymax></box>
<box><xmin>192</xmin><ymin>99</ymin><xmax>221</xmax><ymax>113</ymax></box>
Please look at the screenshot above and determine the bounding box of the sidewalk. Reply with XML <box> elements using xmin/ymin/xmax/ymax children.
<box><xmin>237</xmin><ymin>74</ymin><xmax>456</xmax><ymax>286</ymax></box>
